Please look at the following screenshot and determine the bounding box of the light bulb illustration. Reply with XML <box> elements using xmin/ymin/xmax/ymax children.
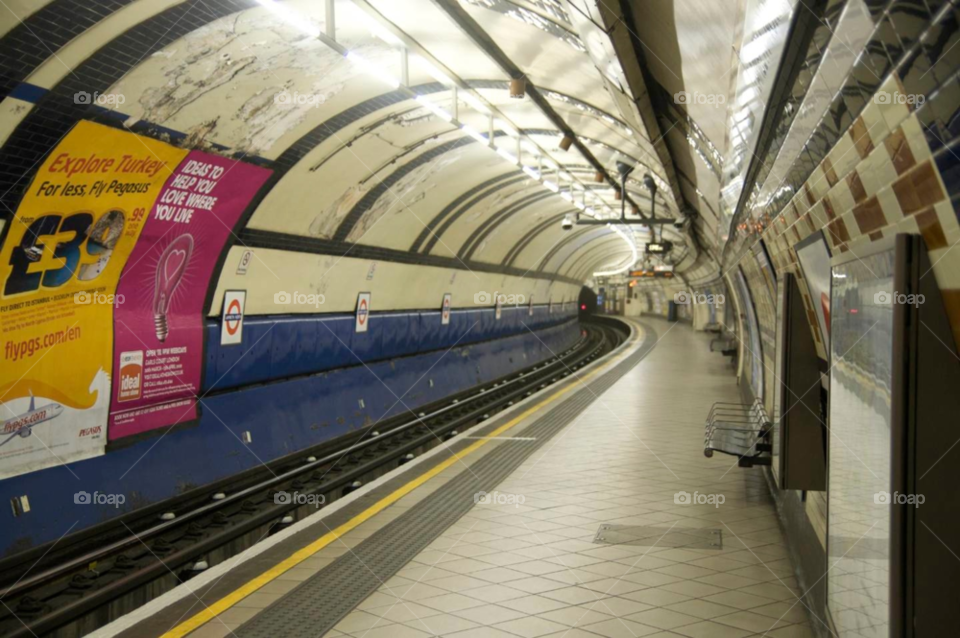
<box><xmin>153</xmin><ymin>234</ymin><xmax>194</xmax><ymax>342</ymax></box>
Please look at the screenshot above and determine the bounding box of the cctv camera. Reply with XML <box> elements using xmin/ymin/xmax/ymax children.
<box><xmin>615</xmin><ymin>161</ymin><xmax>635</xmax><ymax>177</ymax></box>
<box><xmin>643</xmin><ymin>174</ymin><xmax>657</xmax><ymax>193</ymax></box>
<box><xmin>673</xmin><ymin>219</ymin><xmax>685</xmax><ymax>230</ymax></box>
<box><xmin>561</xmin><ymin>216</ymin><xmax>574</xmax><ymax>231</ymax></box>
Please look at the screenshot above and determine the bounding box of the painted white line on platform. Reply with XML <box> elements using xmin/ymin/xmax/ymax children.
<box><xmin>91</xmin><ymin>319</ymin><xmax>640</xmax><ymax>638</ymax></box>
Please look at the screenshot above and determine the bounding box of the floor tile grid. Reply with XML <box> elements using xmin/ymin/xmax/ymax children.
<box><xmin>334</xmin><ymin>321</ymin><xmax>819</xmax><ymax>638</ymax></box>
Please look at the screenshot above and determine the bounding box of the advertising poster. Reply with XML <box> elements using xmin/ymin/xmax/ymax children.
<box><xmin>0</xmin><ymin>121</ymin><xmax>186</xmax><ymax>478</ymax></box>
<box><xmin>796</xmin><ymin>231</ymin><xmax>832</xmax><ymax>356</ymax></box>
<box><xmin>109</xmin><ymin>152</ymin><xmax>270</xmax><ymax>441</ymax></box>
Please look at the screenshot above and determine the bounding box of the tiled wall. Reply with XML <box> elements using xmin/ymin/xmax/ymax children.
<box><xmin>721</xmin><ymin>0</ymin><xmax>959</xmax><ymax>624</ymax></box>
<box><xmin>730</xmin><ymin>1</ymin><xmax>960</xmax><ymax>359</ymax></box>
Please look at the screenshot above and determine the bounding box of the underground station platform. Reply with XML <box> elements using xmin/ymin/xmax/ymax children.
<box><xmin>94</xmin><ymin>320</ymin><xmax>815</xmax><ymax>638</ymax></box>
<box><xmin>4</xmin><ymin>1</ymin><xmax>960</xmax><ymax>635</ymax></box>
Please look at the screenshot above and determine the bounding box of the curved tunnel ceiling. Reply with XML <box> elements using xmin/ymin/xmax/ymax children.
<box><xmin>0</xmin><ymin>0</ymin><xmax>715</xmax><ymax>304</ymax></box>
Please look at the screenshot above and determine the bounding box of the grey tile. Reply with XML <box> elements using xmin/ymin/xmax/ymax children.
<box><xmin>403</xmin><ymin>612</ymin><xmax>480</xmax><ymax>635</ymax></box>
<box><xmin>453</xmin><ymin>603</ymin><xmax>528</xmax><ymax>624</ymax></box>
<box><xmin>493</xmin><ymin>616</ymin><xmax>568</xmax><ymax>637</ymax></box>
<box><xmin>498</xmin><ymin>595</ymin><xmax>570</xmax><ymax>614</ymax></box>
<box><xmin>625</xmin><ymin>608</ymin><xmax>701</xmax><ymax>630</ymax></box>
<box><xmin>581</xmin><ymin>618</ymin><xmax>663</xmax><ymax>637</ymax></box>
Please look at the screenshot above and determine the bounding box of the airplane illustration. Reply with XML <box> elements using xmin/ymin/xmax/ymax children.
<box><xmin>0</xmin><ymin>392</ymin><xmax>65</xmax><ymax>448</ymax></box>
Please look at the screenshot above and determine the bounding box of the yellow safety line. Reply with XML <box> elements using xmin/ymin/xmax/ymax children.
<box><xmin>163</xmin><ymin>324</ymin><xmax>640</xmax><ymax>637</ymax></box>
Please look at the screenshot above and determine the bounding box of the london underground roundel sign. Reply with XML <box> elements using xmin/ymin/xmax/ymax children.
<box><xmin>355</xmin><ymin>292</ymin><xmax>371</xmax><ymax>333</ymax></box>
<box><xmin>441</xmin><ymin>293</ymin><xmax>452</xmax><ymax>325</ymax></box>
<box><xmin>220</xmin><ymin>290</ymin><xmax>246</xmax><ymax>345</ymax></box>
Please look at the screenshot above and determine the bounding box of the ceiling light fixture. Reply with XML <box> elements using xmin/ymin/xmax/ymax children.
<box><xmin>254</xmin><ymin>0</ymin><xmax>321</xmax><ymax>37</ymax></box>
<box><xmin>415</xmin><ymin>95</ymin><xmax>453</xmax><ymax>122</ymax></box>
<box><xmin>461</xmin><ymin>124</ymin><xmax>489</xmax><ymax>145</ymax></box>
<box><xmin>259</xmin><ymin>0</ymin><xmax>596</xmax><ymax>232</ymax></box>
<box><xmin>459</xmin><ymin>91</ymin><xmax>489</xmax><ymax>114</ymax></box>
<box><xmin>496</xmin><ymin>147</ymin><xmax>518</xmax><ymax>164</ymax></box>
<box><xmin>414</xmin><ymin>56</ymin><xmax>452</xmax><ymax>85</ymax></box>
<box><xmin>345</xmin><ymin>51</ymin><xmax>400</xmax><ymax>89</ymax></box>
<box><xmin>497</xmin><ymin>119</ymin><xmax>519</xmax><ymax>137</ymax></box>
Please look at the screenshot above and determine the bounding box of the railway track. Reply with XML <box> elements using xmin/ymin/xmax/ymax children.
<box><xmin>0</xmin><ymin>319</ymin><xmax>626</xmax><ymax>638</ymax></box>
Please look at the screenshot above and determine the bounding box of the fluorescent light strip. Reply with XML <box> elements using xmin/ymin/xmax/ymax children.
<box><xmin>345</xmin><ymin>51</ymin><xmax>400</xmax><ymax>89</ymax></box>
<box><xmin>460</xmin><ymin>91</ymin><xmax>489</xmax><ymax>114</ymax></box>
<box><xmin>259</xmin><ymin>0</ymin><xmax>582</xmax><ymax>222</ymax></box>
<box><xmin>521</xmin><ymin>140</ymin><xmax>540</xmax><ymax>155</ymax></box>
<box><xmin>346</xmin><ymin>2</ymin><xmax>403</xmax><ymax>45</ymax></box>
<box><xmin>415</xmin><ymin>95</ymin><xmax>453</xmax><ymax>122</ymax></box>
<box><xmin>593</xmin><ymin>223</ymin><xmax>638</xmax><ymax>276</ymax></box>
<box><xmin>414</xmin><ymin>55</ymin><xmax>452</xmax><ymax>85</ymax></box>
<box><xmin>497</xmin><ymin>119</ymin><xmax>519</xmax><ymax>137</ymax></box>
<box><xmin>255</xmin><ymin>0</ymin><xmax>321</xmax><ymax>37</ymax></box>
<box><xmin>523</xmin><ymin>166</ymin><xmax>541</xmax><ymax>180</ymax></box>
<box><xmin>496</xmin><ymin>147</ymin><xmax>518</xmax><ymax>164</ymax></box>
<box><xmin>461</xmin><ymin>124</ymin><xmax>489</xmax><ymax>145</ymax></box>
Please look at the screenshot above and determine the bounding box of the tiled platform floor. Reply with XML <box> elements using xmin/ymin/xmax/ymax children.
<box><xmin>327</xmin><ymin>319</ymin><xmax>819</xmax><ymax>638</ymax></box>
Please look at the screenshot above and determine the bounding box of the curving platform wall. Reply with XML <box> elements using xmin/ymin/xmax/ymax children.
<box><xmin>0</xmin><ymin>0</ymin><xmax>657</xmax><ymax>515</ymax></box>
<box><xmin>0</xmin><ymin>310</ymin><xmax>579</xmax><ymax>556</ymax></box>
<box><xmin>204</xmin><ymin>305</ymin><xmax>576</xmax><ymax>391</ymax></box>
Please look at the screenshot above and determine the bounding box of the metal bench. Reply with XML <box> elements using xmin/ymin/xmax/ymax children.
<box><xmin>704</xmin><ymin>399</ymin><xmax>772</xmax><ymax>467</ymax></box>
<box><xmin>709</xmin><ymin>337</ymin><xmax>737</xmax><ymax>356</ymax></box>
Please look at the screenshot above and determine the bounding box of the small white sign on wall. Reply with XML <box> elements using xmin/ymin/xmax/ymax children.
<box><xmin>441</xmin><ymin>293</ymin><xmax>452</xmax><ymax>325</ymax></box>
<box><xmin>221</xmin><ymin>290</ymin><xmax>246</xmax><ymax>345</ymax></box>
<box><xmin>356</xmin><ymin>292</ymin><xmax>371</xmax><ymax>333</ymax></box>
<box><xmin>236</xmin><ymin>250</ymin><xmax>253</xmax><ymax>275</ymax></box>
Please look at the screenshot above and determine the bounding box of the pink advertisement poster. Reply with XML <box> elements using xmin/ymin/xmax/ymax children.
<box><xmin>109</xmin><ymin>152</ymin><xmax>270</xmax><ymax>440</ymax></box>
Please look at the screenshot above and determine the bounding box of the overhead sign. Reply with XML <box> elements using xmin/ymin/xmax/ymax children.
<box><xmin>355</xmin><ymin>292</ymin><xmax>371</xmax><ymax>333</ymax></box>
<box><xmin>0</xmin><ymin>120</ymin><xmax>185</xmax><ymax>478</ymax></box>
<box><xmin>441</xmin><ymin>293</ymin><xmax>451</xmax><ymax>325</ymax></box>
<box><xmin>221</xmin><ymin>290</ymin><xmax>246</xmax><ymax>345</ymax></box>
<box><xmin>109</xmin><ymin>151</ymin><xmax>270</xmax><ymax>441</ymax></box>
<box><xmin>646</xmin><ymin>241</ymin><xmax>674</xmax><ymax>254</ymax></box>
<box><xmin>629</xmin><ymin>270</ymin><xmax>675</xmax><ymax>279</ymax></box>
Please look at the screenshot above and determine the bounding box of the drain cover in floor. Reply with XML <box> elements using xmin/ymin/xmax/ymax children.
<box><xmin>595</xmin><ymin>524</ymin><xmax>722</xmax><ymax>550</ymax></box>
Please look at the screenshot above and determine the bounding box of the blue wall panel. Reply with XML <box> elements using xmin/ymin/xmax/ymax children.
<box><xmin>203</xmin><ymin>306</ymin><xmax>575</xmax><ymax>393</ymax></box>
<box><xmin>0</xmin><ymin>317</ymin><xmax>580</xmax><ymax>555</ymax></box>
<box><xmin>417</xmin><ymin>311</ymin><xmax>445</xmax><ymax>353</ymax></box>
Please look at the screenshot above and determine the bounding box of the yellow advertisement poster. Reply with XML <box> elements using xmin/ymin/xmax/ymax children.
<box><xmin>0</xmin><ymin>121</ymin><xmax>187</xmax><ymax>478</ymax></box>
